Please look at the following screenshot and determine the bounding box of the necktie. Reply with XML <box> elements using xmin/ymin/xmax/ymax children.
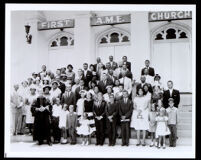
<box><xmin>169</xmin><ymin>90</ymin><xmax>172</xmax><ymax>97</ymax></box>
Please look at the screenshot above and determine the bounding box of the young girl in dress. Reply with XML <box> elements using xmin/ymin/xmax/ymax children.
<box><xmin>76</xmin><ymin>112</ymin><xmax>94</xmax><ymax>146</ymax></box>
<box><xmin>76</xmin><ymin>90</ymin><xmax>86</xmax><ymax>118</ymax></box>
<box><xmin>59</xmin><ymin>104</ymin><xmax>69</xmax><ymax>144</ymax></box>
<box><xmin>155</xmin><ymin>108</ymin><xmax>170</xmax><ymax>149</ymax></box>
<box><xmin>148</xmin><ymin>103</ymin><xmax>157</xmax><ymax>147</ymax></box>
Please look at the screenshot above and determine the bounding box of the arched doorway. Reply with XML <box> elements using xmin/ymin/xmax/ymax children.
<box><xmin>96</xmin><ymin>27</ymin><xmax>131</xmax><ymax>67</ymax></box>
<box><xmin>151</xmin><ymin>22</ymin><xmax>192</xmax><ymax>92</ymax></box>
<box><xmin>48</xmin><ymin>31</ymin><xmax>75</xmax><ymax>73</ymax></box>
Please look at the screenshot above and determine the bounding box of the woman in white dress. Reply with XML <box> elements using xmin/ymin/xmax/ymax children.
<box><xmin>76</xmin><ymin>90</ymin><xmax>86</xmax><ymax>118</ymax></box>
<box><xmin>130</xmin><ymin>87</ymin><xmax>149</xmax><ymax>146</ymax></box>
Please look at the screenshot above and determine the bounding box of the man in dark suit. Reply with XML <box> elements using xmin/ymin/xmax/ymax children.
<box><xmin>107</xmin><ymin>69</ymin><xmax>117</xmax><ymax>85</ymax></box>
<box><xmin>141</xmin><ymin>60</ymin><xmax>155</xmax><ymax>77</ymax></box>
<box><xmin>93</xmin><ymin>92</ymin><xmax>106</xmax><ymax>146</ymax></box>
<box><xmin>163</xmin><ymin>80</ymin><xmax>180</xmax><ymax>108</ymax></box>
<box><xmin>105</xmin><ymin>94</ymin><xmax>118</xmax><ymax>146</ymax></box>
<box><xmin>61</xmin><ymin>85</ymin><xmax>76</xmax><ymax>111</ymax></box>
<box><xmin>83</xmin><ymin>63</ymin><xmax>93</xmax><ymax>88</ymax></box>
<box><xmin>75</xmin><ymin>79</ymin><xmax>88</xmax><ymax>101</ymax></box>
<box><xmin>122</xmin><ymin>56</ymin><xmax>131</xmax><ymax>71</ymax></box>
<box><xmin>119</xmin><ymin>64</ymin><xmax>133</xmax><ymax>79</ymax></box>
<box><xmin>98</xmin><ymin>73</ymin><xmax>113</xmax><ymax>94</ymax></box>
<box><xmin>119</xmin><ymin>90</ymin><xmax>133</xmax><ymax>146</ymax></box>
<box><xmin>106</xmin><ymin>55</ymin><xmax>118</xmax><ymax>70</ymax></box>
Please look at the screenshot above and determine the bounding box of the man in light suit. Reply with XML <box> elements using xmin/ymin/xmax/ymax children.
<box><xmin>66</xmin><ymin>105</ymin><xmax>77</xmax><ymax>145</ymax></box>
<box><xmin>141</xmin><ymin>60</ymin><xmax>155</xmax><ymax>77</ymax></box>
<box><xmin>106</xmin><ymin>55</ymin><xmax>118</xmax><ymax>70</ymax></box>
<box><xmin>61</xmin><ymin>85</ymin><xmax>76</xmax><ymax>111</ymax></box>
<box><xmin>119</xmin><ymin>72</ymin><xmax>132</xmax><ymax>96</ymax></box>
<box><xmin>163</xmin><ymin>80</ymin><xmax>180</xmax><ymax>108</ymax></box>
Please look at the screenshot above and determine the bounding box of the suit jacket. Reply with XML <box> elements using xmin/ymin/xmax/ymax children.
<box><xmin>106</xmin><ymin>61</ymin><xmax>118</xmax><ymax>70</ymax></box>
<box><xmin>61</xmin><ymin>92</ymin><xmax>76</xmax><ymax>110</ymax></box>
<box><xmin>163</xmin><ymin>89</ymin><xmax>180</xmax><ymax>108</ymax></box>
<box><xmin>83</xmin><ymin>70</ymin><xmax>93</xmax><ymax>87</ymax></box>
<box><xmin>119</xmin><ymin>70</ymin><xmax>133</xmax><ymax>79</ymax></box>
<box><xmin>107</xmin><ymin>75</ymin><xmax>117</xmax><ymax>85</ymax></box>
<box><xmin>119</xmin><ymin>77</ymin><xmax>132</xmax><ymax>95</ymax></box>
<box><xmin>141</xmin><ymin>67</ymin><xmax>155</xmax><ymax>77</ymax></box>
<box><xmin>75</xmin><ymin>86</ymin><xmax>88</xmax><ymax>101</ymax></box>
<box><xmin>105</xmin><ymin>102</ymin><xmax>118</xmax><ymax>118</ymax></box>
<box><xmin>93</xmin><ymin>100</ymin><xmax>106</xmax><ymax>117</ymax></box>
<box><xmin>98</xmin><ymin>79</ymin><xmax>113</xmax><ymax>94</ymax></box>
<box><xmin>66</xmin><ymin>112</ymin><xmax>77</xmax><ymax>129</ymax></box>
<box><xmin>124</xmin><ymin>61</ymin><xmax>131</xmax><ymax>71</ymax></box>
<box><xmin>118</xmin><ymin>99</ymin><xmax>133</xmax><ymax>119</ymax></box>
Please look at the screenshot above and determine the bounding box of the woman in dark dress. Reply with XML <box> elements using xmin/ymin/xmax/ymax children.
<box><xmin>84</xmin><ymin>92</ymin><xmax>96</xmax><ymax>143</ymax></box>
<box><xmin>31</xmin><ymin>89</ymin><xmax>52</xmax><ymax>146</ymax></box>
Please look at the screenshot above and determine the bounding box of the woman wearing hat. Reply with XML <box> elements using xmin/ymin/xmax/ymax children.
<box><xmin>43</xmin><ymin>85</ymin><xmax>52</xmax><ymax>102</ymax></box>
<box><xmin>24</xmin><ymin>84</ymin><xmax>38</xmax><ymax>135</ymax></box>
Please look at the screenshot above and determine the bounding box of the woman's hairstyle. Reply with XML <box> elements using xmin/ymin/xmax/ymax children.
<box><xmin>136</xmin><ymin>87</ymin><xmax>145</xmax><ymax>95</ymax></box>
<box><xmin>67</xmin><ymin>64</ymin><xmax>73</xmax><ymax>69</ymax></box>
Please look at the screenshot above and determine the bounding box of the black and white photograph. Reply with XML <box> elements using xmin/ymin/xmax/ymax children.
<box><xmin>4</xmin><ymin>4</ymin><xmax>195</xmax><ymax>158</ymax></box>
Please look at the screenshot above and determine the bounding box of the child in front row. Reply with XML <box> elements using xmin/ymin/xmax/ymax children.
<box><xmin>66</xmin><ymin>105</ymin><xmax>77</xmax><ymax>145</ymax></box>
<box><xmin>59</xmin><ymin>104</ymin><xmax>69</xmax><ymax>144</ymax></box>
<box><xmin>155</xmin><ymin>108</ymin><xmax>170</xmax><ymax>149</ymax></box>
<box><xmin>148</xmin><ymin>103</ymin><xmax>157</xmax><ymax>147</ymax></box>
<box><xmin>77</xmin><ymin>112</ymin><xmax>95</xmax><ymax>146</ymax></box>
<box><xmin>166</xmin><ymin>98</ymin><xmax>178</xmax><ymax>147</ymax></box>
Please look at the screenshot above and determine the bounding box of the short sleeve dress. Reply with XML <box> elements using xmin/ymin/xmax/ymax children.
<box><xmin>130</xmin><ymin>96</ymin><xmax>149</xmax><ymax>130</ymax></box>
<box><xmin>155</xmin><ymin>116</ymin><xmax>170</xmax><ymax>138</ymax></box>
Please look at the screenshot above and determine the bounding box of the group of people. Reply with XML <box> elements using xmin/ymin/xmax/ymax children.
<box><xmin>10</xmin><ymin>56</ymin><xmax>180</xmax><ymax>149</ymax></box>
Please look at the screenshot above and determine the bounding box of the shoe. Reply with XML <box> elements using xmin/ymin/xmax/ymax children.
<box><xmin>48</xmin><ymin>142</ymin><xmax>52</xmax><ymax>146</ymax></box>
<box><xmin>108</xmin><ymin>143</ymin><xmax>112</xmax><ymax>146</ymax></box>
<box><xmin>111</xmin><ymin>144</ymin><xmax>115</xmax><ymax>146</ymax></box>
<box><xmin>95</xmin><ymin>143</ymin><xmax>99</xmax><ymax>146</ymax></box>
<box><xmin>85</xmin><ymin>141</ymin><xmax>89</xmax><ymax>146</ymax></box>
<box><xmin>81</xmin><ymin>141</ymin><xmax>85</xmax><ymax>146</ymax></box>
<box><xmin>136</xmin><ymin>141</ymin><xmax>141</xmax><ymax>146</ymax></box>
<box><xmin>169</xmin><ymin>144</ymin><xmax>173</xmax><ymax>147</ymax></box>
<box><xmin>158</xmin><ymin>145</ymin><xmax>161</xmax><ymax>149</ymax></box>
<box><xmin>142</xmin><ymin>143</ymin><xmax>146</xmax><ymax>146</ymax></box>
<box><xmin>150</xmin><ymin>142</ymin><xmax>154</xmax><ymax>147</ymax></box>
<box><xmin>121</xmin><ymin>144</ymin><xmax>125</xmax><ymax>146</ymax></box>
<box><xmin>125</xmin><ymin>144</ymin><xmax>129</xmax><ymax>146</ymax></box>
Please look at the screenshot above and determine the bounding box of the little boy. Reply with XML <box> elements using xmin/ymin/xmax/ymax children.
<box><xmin>66</xmin><ymin>105</ymin><xmax>77</xmax><ymax>145</ymax></box>
<box><xmin>166</xmin><ymin>98</ymin><xmax>178</xmax><ymax>147</ymax></box>
<box><xmin>51</xmin><ymin>98</ymin><xmax>62</xmax><ymax>143</ymax></box>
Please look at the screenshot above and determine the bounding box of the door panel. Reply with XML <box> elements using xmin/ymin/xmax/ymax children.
<box><xmin>171</xmin><ymin>42</ymin><xmax>191</xmax><ymax>92</ymax></box>
<box><xmin>97</xmin><ymin>46</ymin><xmax>115</xmax><ymax>65</ymax></box>
<box><xmin>152</xmin><ymin>43</ymin><xmax>171</xmax><ymax>90</ymax></box>
<box><xmin>114</xmin><ymin>45</ymin><xmax>131</xmax><ymax>64</ymax></box>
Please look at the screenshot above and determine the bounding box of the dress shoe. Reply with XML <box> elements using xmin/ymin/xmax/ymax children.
<box><xmin>125</xmin><ymin>144</ymin><xmax>129</xmax><ymax>146</ymax></box>
<box><xmin>121</xmin><ymin>144</ymin><xmax>125</xmax><ymax>146</ymax></box>
<box><xmin>136</xmin><ymin>142</ymin><xmax>141</xmax><ymax>146</ymax></box>
<box><xmin>142</xmin><ymin>143</ymin><xmax>146</xmax><ymax>146</ymax></box>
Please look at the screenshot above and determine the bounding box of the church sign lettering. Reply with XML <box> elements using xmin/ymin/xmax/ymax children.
<box><xmin>149</xmin><ymin>11</ymin><xmax>192</xmax><ymax>22</ymax></box>
<box><xmin>38</xmin><ymin>19</ymin><xmax>74</xmax><ymax>30</ymax></box>
<box><xmin>91</xmin><ymin>14</ymin><xmax>131</xmax><ymax>26</ymax></box>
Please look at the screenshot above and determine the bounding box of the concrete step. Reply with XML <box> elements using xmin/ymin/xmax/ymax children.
<box><xmin>11</xmin><ymin>135</ymin><xmax>192</xmax><ymax>146</ymax></box>
<box><xmin>177</xmin><ymin>130</ymin><xmax>192</xmax><ymax>137</ymax></box>
<box><xmin>177</xmin><ymin>123</ymin><xmax>192</xmax><ymax>130</ymax></box>
<box><xmin>178</xmin><ymin>118</ymin><xmax>192</xmax><ymax>123</ymax></box>
<box><xmin>180</xmin><ymin>94</ymin><xmax>192</xmax><ymax>106</ymax></box>
<box><xmin>178</xmin><ymin>112</ymin><xmax>192</xmax><ymax>118</ymax></box>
